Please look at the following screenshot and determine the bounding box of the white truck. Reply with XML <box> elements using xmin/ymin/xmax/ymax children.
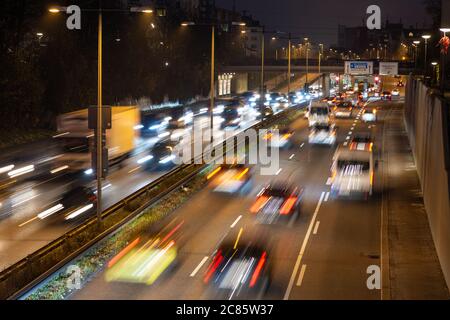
<box><xmin>307</xmin><ymin>101</ymin><xmax>331</xmax><ymax>127</ymax></box>
<box><xmin>53</xmin><ymin>106</ymin><xmax>140</xmax><ymax>174</ymax></box>
<box><xmin>330</xmin><ymin>143</ymin><xmax>374</xmax><ymax>199</ymax></box>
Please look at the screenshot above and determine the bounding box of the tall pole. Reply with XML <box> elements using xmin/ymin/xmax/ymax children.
<box><xmin>287</xmin><ymin>36</ymin><xmax>291</xmax><ymax>94</ymax></box>
<box><xmin>210</xmin><ymin>25</ymin><xmax>215</xmax><ymax>144</ymax></box>
<box><xmin>424</xmin><ymin>39</ymin><xmax>428</xmax><ymax>74</ymax></box>
<box><xmin>306</xmin><ymin>42</ymin><xmax>309</xmax><ymax>85</ymax></box>
<box><xmin>260</xmin><ymin>31</ymin><xmax>265</xmax><ymax>97</ymax></box>
<box><xmin>318</xmin><ymin>44</ymin><xmax>322</xmax><ymax>74</ymax></box>
<box><xmin>96</xmin><ymin>9</ymin><xmax>103</xmax><ymax>222</ymax></box>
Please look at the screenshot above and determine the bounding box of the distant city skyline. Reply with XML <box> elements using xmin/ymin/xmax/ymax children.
<box><xmin>215</xmin><ymin>0</ymin><xmax>432</xmax><ymax>45</ymax></box>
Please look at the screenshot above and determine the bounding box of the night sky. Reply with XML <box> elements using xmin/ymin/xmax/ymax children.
<box><xmin>216</xmin><ymin>0</ymin><xmax>431</xmax><ymax>45</ymax></box>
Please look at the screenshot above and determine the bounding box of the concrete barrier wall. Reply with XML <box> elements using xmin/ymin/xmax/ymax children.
<box><xmin>404</xmin><ymin>76</ymin><xmax>450</xmax><ymax>288</ymax></box>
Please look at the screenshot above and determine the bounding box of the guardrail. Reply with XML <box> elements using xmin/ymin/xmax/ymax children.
<box><xmin>0</xmin><ymin>103</ymin><xmax>305</xmax><ymax>300</ymax></box>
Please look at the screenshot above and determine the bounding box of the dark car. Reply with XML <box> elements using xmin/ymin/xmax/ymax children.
<box><xmin>381</xmin><ymin>91</ymin><xmax>392</xmax><ymax>101</ymax></box>
<box><xmin>221</xmin><ymin>101</ymin><xmax>242</xmax><ymax>129</ymax></box>
<box><xmin>141</xmin><ymin>113</ymin><xmax>169</xmax><ymax>137</ymax></box>
<box><xmin>250</xmin><ymin>183</ymin><xmax>303</xmax><ymax>224</ymax></box>
<box><xmin>60</xmin><ymin>185</ymin><xmax>97</xmax><ymax>221</ymax></box>
<box><xmin>203</xmin><ymin>232</ymin><xmax>271</xmax><ymax>300</ymax></box>
<box><xmin>145</xmin><ymin>140</ymin><xmax>178</xmax><ymax>170</ymax></box>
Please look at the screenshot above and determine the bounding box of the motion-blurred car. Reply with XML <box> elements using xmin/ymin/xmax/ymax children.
<box><xmin>141</xmin><ymin>113</ymin><xmax>169</xmax><ymax>137</ymax></box>
<box><xmin>333</xmin><ymin>101</ymin><xmax>353</xmax><ymax>118</ymax></box>
<box><xmin>257</xmin><ymin>105</ymin><xmax>274</xmax><ymax>120</ymax></box>
<box><xmin>203</xmin><ymin>231</ymin><xmax>271</xmax><ymax>299</ymax></box>
<box><xmin>330</xmin><ymin>146</ymin><xmax>374</xmax><ymax>199</ymax></box>
<box><xmin>62</xmin><ymin>185</ymin><xmax>97</xmax><ymax>220</ymax></box>
<box><xmin>349</xmin><ymin>133</ymin><xmax>374</xmax><ymax>152</ymax></box>
<box><xmin>250</xmin><ymin>183</ymin><xmax>303</xmax><ymax>224</ymax></box>
<box><xmin>105</xmin><ymin>220</ymin><xmax>183</xmax><ymax>285</ymax></box>
<box><xmin>381</xmin><ymin>91</ymin><xmax>392</xmax><ymax>101</ymax></box>
<box><xmin>144</xmin><ymin>140</ymin><xmax>178</xmax><ymax>170</ymax></box>
<box><xmin>221</xmin><ymin>102</ymin><xmax>242</xmax><ymax>130</ymax></box>
<box><xmin>362</xmin><ymin>108</ymin><xmax>377</xmax><ymax>122</ymax></box>
<box><xmin>309</xmin><ymin>123</ymin><xmax>337</xmax><ymax>145</ymax></box>
<box><xmin>263</xmin><ymin>127</ymin><xmax>294</xmax><ymax>149</ymax></box>
<box><xmin>207</xmin><ymin>163</ymin><xmax>253</xmax><ymax>195</ymax></box>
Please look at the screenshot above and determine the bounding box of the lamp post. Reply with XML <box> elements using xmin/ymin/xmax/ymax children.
<box><xmin>304</xmin><ymin>38</ymin><xmax>309</xmax><ymax>86</ymax></box>
<box><xmin>49</xmin><ymin>4</ymin><xmax>153</xmax><ymax>223</ymax></box>
<box><xmin>422</xmin><ymin>34</ymin><xmax>431</xmax><ymax>74</ymax></box>
<box><xmin>181</xmin><ymin>21</ymin><xmax>245</xmax><ymax>143</ymax></box>
<box><xmin>318</xmin><ymin>43</ymin><xmax>323</xmax><ymax>74</ymax></box>
<box><xmin>413</xmin><ymin>40</ymin><xmax>420</xmax><ymax>71</ymax></box>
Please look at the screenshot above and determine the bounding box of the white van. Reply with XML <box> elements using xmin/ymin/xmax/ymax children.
<box><xmin>330</xmin><ymin>144</ymin><xmax>374</xmax><ymax>199</ymax></box>
<box><xmin>308</xmin><ymin>102</ymin><xmax>331</xmax><ymax>127</ymax></box>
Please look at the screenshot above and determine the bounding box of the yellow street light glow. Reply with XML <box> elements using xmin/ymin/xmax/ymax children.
<box><xmin>142</xmin><ymin>9</ymin><xmax>153</xmax><ymax>13</ymax></box>
<box><xmin>431</xmin><ymin>62</ymin><xmax>438</xmax><ymax>66</ymax></box>
<box><xmin>49</xmin><ymin>8</ymin><xmax>61</xmax><ymax>13</ymax></box>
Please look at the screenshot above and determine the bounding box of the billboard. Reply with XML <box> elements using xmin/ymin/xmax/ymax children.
<box><xmin>379</xmin><ymin>62</ymin><xmax>399</xmax><ymax>76</ymax></box>
<box><xmin>345</xmin><ymin>61</ymin><xmax>374</xmax><ymax>75</ymax></box>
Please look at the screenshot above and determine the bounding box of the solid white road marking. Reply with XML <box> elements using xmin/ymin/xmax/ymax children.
<box><xmin>296</xmin><ymin>264</ymin><xmax>307</xmax><ymax>286</ymax></box>
<box><xmin>284</xmin><ymin>192</ymin><xmax>325</xmax><ymax>300</ymax></box>
<box><xmin>313</xmin><ymin>221</ymin><xmax>320</xmax><ymax>235</ymax></box>
<box><xmin>324</xmin><ymin>192</ymin><xmax>330</xmax><ymax>202</ymax></box>
<box><xmin>230</xmin><ymin>215</ymin><xmax>242</xmax><ymax>228</ymax></box>
<box><xmin>190</xmin><ymin>256</ymin><xmax>209</xmax><ymax>277</ymax></box>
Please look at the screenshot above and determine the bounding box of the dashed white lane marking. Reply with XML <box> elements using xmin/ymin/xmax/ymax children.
<box><xmin>346</xmin><ymin>136</ymin><xmax>350</xmax><ymax>140</ymax></box>
<box><xmin>190</xmin><ymin>256</ymin><xmax>209</xmax><ymax>277</ymax></box>
<box><xmin>276</xmin><ymin>168</ymin><xmax>283</xmax><ymax>175</ymax></box>
<box><xmin>326</xmin><ymin>178</ymin><xmax>332</xmax><ymax>185</ymax></box>
<box><xmin>313</xmin><ymin>221</ymin><xmax>320</xmax><ymax>235</ymax></box>
<box><xmin>128</xmin><ymin>166</ymin><xmax>141</xmax><ymax>174</ymax></box>
<box><xmin>296</xmin><ymin>264</ymin><xmax>307</xmax><ymax>286</ymax></box>
<box><xmin>230</xmin><ymin>215</ymin><xmax>242</xmax><ymax>228</ymax></box>
<box><xmin>300</xmin><ymin>143</ymin><xmax>305</xmax><ymax>148</ymax></box>
<box><xmin>289</xmin><ymin>154</ymin><xmax>295</xmax><ymax>160</ymax></box>
<box><xmin>343</xmin><ymin>141</ymin><xmax>348</xmax><ymax>146</ymax></box>
<box><xmin>348</xmin><ymin>131</ymin><xmax>352</xmax><ymax>135</ymax></box>
<box><xmin>284</xmin><ymin>192</ymin><xmax>325</xmax><ymax>300</ymax></box>
<box><xmin>324</xmin><ymin>192</ymin><xmax>330</xmax><ymax>202</ymax></box>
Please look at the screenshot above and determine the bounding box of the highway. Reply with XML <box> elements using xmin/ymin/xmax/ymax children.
<box><xmin>71</xmin><ymin>83</ymin><xmax>404</xmax><ymax>300</ymax></box>
<box><xmin>0</xmin><ymin>111</ymin><xmax>263</xmax><ymax>270</ymax></box>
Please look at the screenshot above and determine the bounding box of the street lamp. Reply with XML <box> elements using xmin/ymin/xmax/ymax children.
<box><xmin>48</xmin><ymin>6</ymin><xmax>67</xmax><ymax>13</ymax></box>
<box><xmin>318</xmin><ymin>44</ymin><xmax>323</xmax><ymax>74</ymax></box>
<box><xmin>181</xmin><ymin>21</ymin><xmax>246</xmax><ymax>143</ymax></box>
<box><xmin>49</xmin><ymin>4</ymin><xmax>153</xmax><ymax>223</ymax></box>
<box><xmin>413</xmin><ymin>40</ymin><xmax>420</xmax><ymax>70</ymax></box>
<box><xmin>422</xmin><ymin>34</ymin><xmax>431</xmax><ymax>74</ymax></box>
